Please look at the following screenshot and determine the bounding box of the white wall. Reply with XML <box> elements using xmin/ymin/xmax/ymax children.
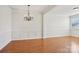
<box><xmin>12</xmin><ymin>10</ymin><xmax>42</xmax><ymax>40</ymax></box>
<box><xmin>43</xmin><ymin>8</ymin><xmax>70</xmax><ymax>38</ymax></box>
<box><xmin>0</xmin><ymin>6</ymin><xmax>12</xmax><ymax>50</ymax></box>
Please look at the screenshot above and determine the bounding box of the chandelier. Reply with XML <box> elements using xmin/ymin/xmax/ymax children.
<box><xmin>24</xmin><ymin>5</ymin><xmax>33</xmax><ymax>21</ymax></box>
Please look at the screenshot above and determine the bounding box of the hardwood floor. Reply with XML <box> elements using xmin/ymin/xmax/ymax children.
<box><xmin>0</xmin><ymin>36</ymin><xmax>79</xmax><ymax>53</ymax></box>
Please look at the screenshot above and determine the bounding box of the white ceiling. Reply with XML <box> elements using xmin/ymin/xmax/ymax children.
<box><xmin>10</xmin><ymin>5</ymin><xmax>79</xmax><ymax>15</ymax></box>
<box><xmin>10</xmin><ymin>5</ymin><xmax>55</xmax><ymax>14</ymax></box>
<box><xmin>49</xmin><ymin>5</ymin><xmax>79</xmax><ymax>16</ymax></box>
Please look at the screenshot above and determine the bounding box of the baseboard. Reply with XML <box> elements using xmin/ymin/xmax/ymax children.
<box><xmin>12</xmin><ymin>35</ymin><xmax>70</xmax><ymax>41</ymax></box>
<box><xmin>43</xmin><ymin>35</ymin><xmax>70</xmax><ymax>39</ymax></box>
<box><xmin>71</xmin><ymin>35</ymin><xmax>79</xmax><ymax>37</ymax></box>
<box><xmin>12</xmin><ymin>37</ymin><xmax>43</xmax><ymax>41</ymax></box>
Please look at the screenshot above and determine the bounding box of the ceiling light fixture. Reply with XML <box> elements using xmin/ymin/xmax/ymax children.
<box><xmin>24</xmin><ymin>5</ymin><xmax>33</xmax><ymax>21</ymax></box>
<box><xmin>73</xmin><ymin>7</ymin><xmax>79</xmax><ymax>10</ymax></box>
